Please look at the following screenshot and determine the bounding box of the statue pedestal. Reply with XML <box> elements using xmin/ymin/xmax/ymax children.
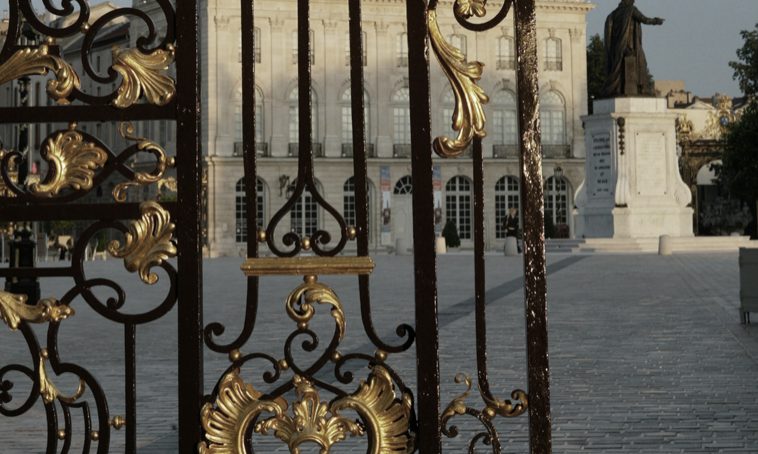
<box><xmin>576</xmin><ymin>98</ymin><xmax>693</xmax><ymax>239</ymax></box>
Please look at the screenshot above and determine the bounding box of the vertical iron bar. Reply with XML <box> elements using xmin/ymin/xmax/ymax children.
<box><xmin>298</xmin><ymin>0</ymin><xmax>314</xmax><ymax>181</ymax></box>
<box><xmin>514</xmin><ymin>0</ymin><xmax>552</xmax><ymax>452</ymax></box>
<box><xmin>405</xmin><ymin>0</ymin><xmax>441</xmax><ymax>451</ymax></box>
<box><xmin>242</xmin><ymin>0</ymin><xmax>258</xmax><ymax>259</ymax></box>
<box><xmin>175</xmin><ymin>0</ymin><xmax>204</xmax><ymax>451</ymax></box>
<box><xmin>125</xmin><ymin>323</ymin><xmax>136</xmax><ymax>453</ymax></box>
<box><xmin>348</xmin><ymin>0</ymin><xmax>369</xmax><ymax>256</ymax></box>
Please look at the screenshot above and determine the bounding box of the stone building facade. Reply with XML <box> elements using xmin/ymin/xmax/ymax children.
<box><xmin>202</xmin><ymin>0</ymin><xmax>593</xmax><ymax>257</ymax></box>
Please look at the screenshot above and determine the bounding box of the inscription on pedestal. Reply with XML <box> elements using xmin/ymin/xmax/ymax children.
<box><xmin>590</xmin><ymin>133</ymin><xmax>612</xmax><ymax>198</ymax></box>
<box><xmin>636</xmin><ymin>132</ymin><xmax>667</xmax><ymax>196</ymax></box>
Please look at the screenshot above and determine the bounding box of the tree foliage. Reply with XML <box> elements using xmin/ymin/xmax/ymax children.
<box><xmin>586</xmin><ymin>34</ymin><xmax>606</xmax><ymax>113</ymax></box>
<box><xmin>719</xmin><ymin>102</ymin><xmax>758</xmax><ymax>204</ymax></box>
<box><xmin>730</xmin><ymin>23</ymin><xmax>758</xmax><ymax>96</ymax></box>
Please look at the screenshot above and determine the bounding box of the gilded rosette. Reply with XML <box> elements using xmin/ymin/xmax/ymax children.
<box><xmin>286</xmin><ymin>277</ymin><xmax>346</xmax><ymax>342</ymax></box>
<box><xmin>428</xmin><ymin>9</ymin><xmax>488</xmax><ymax>158</ymax></box>
<box><xmin>0</xmin><ymin>291</ymin><xmax>74</xmax><ymax>331</ymax></box>
<box><xmin>112</xmin><ymin>45</ymin><xmax>177</xmax><ymax>108</ymax></box>
<box><xmin>29</xmin><ymin>124</ymin><xmax>108</xmax><ymax>197</ymax></box>
<box><xmin>108</xmin><ymin>201</ymin><xmax>177</xmax><ymax>285</ymax></box>
<box><xmin>0</xmin><ymin>45</ymin><xmax>80</xmax><ymax>103</ymax></box>
<box><xmin>454</xmin><ymin>0</ymin><xmax>487</xmax><ymax>19</ymax></box>
<box><xmin>113</xmin><ymin>123</ymin><xmax>175</xmax><ymax>202</ymax></box>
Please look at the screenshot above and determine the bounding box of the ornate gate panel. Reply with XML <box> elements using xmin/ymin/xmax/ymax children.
<box><xmin>199</xmin><ymin>0</ymin><xmax>551</xmax><ymax>453</ymax></box>
<box><xmin>0</xmin><ymin>0</ymin><xmax>202</xmax><ymax>452</ymax></box>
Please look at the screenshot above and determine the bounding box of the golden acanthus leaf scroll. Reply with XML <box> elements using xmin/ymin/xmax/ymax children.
<box><xmin>28</xmin><ymin>124</ymin><xmax>108</xmax><ymax>197</ymax></box>
<box><xmin>108</xmin><ymin>201</ymin><xmax>177</xmax><ymax>285</ymax></box>
<box><xmin>0</xmin><ymin>45</ymin><xmax>80</xmax><ymax>103</ymax></box>
<box><xmin>112</xmin><ymin>45</ymin><xmax>176</xmax><ymax>108</ymax></box>
<box><xmin>112</xmin><ymin>122</ymin><xmax>175</xmax><ymax>202</ymax></box>
<box><xmin>0</xmin><ymin>291</ymin><xmax>74</xmax><ymax>331</ymax></box>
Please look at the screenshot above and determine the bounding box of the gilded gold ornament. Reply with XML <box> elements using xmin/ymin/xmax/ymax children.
<box><xmin>0</xmin><ymin>291</ymin><xmax>74</xmax><ymax>331</ymax></box>
<box><xmin>29</xmin><ymin>124</ymin><xmax>108</xmax><ymax>197</ymax></box>
<box><xmin>256</xmin><ymin>375</ymin><xmax>364</xmax><ymax>452</ymax></box>
<box><xmin>454</xmin><ymin>0</ymin><xmax>487</xmax><ymax>19</ymax></box>
<box><xmin>285</xmin><ymin>277</ymin><xmax>346</xmax><ymax>342</ymax></box>
<box><xmin>113</xmin><ymin>122</ymin><xmax>175</xmax><ymax>202</ymax></box>
<box><xmin>0</xmin><ymin>45</ymin><xmax>80</xmax><ymax>103</ymax></box>
<box><xmin>108</xmin><ymin>201</ymin><xmax>177</xmax><ymax>285</ymax></box>
<box><xmin>38</xmin><ymin>350</ymin><xmax>86</xmax><ymax>404</ymax></box>
<box><xmin>428</xmin><ymin>9</ymin><xmax>488</xmax><ymax>158</ymax></box>
<box><xmin>441</xmin><ymin>372</ymin><xmax>528</xmax><ymax>430</ymax></box>
<box><xmin>242</xmin><ymin>256</ymin><xmax>375</xmax><ymax>276</ymax></box>
<box><xmin>441</xmin><ymin>373</ymin><xmax>473</xmax><ymax>426</ymax></box>
<box><xmin>0</xmin><ymin>149</ymin><xmax>18</xmax><ymax>198</ymax></box>
<box><xmin>198</xmin><ymin>368</ymin><xmax>287</xmax><ymax>454</ymax></box>
<box><xmin>112</xmin><ymin>45</ymin><xmax>176</xmax><ymax>108</ymax></box>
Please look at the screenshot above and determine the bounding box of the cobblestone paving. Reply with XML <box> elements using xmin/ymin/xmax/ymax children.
<box><xmin>1</xmin><ymin>252</ymin><xmax>757</xmax><ymax>452</ymax></box>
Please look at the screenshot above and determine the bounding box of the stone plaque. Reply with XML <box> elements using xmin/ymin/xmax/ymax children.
<box><xmin>590</xmin><ymin>133</ymin><xmax>612</xmax><ymax>198</ymax></box>
<box><xmin>635</xmin><ymin>132</ymin><xmax>667</xmax><ymax>196</ymax></box>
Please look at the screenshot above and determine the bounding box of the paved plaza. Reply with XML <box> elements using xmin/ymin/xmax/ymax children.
<box><xmin>1</xmin><ymin>252</ymin><xmax>757</xmax><ymax>452</ymax></box>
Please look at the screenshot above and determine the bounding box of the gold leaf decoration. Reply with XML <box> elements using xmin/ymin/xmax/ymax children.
<box><xmin>198</xmin><ymin>368</ymin><xmax>286</xmax><ymax>454</ymax></box>
<box><xmin>331</xmin><ymin>366</ymin><xmax>415</xmax><ymax>454</ymax></box>
<box><xmin>0</xmin><ymin>149</ymin><xmax>18</xmax><ymax>198</ymax></box>
<box><xmin>454</xmin><ymin>0</ymin><xmax>487</xmax><ymax>19</ymax></box>
<box><xmin>441</xmin><ymin>373</ymin><xmax>473</xmax><ymax>427</ymax></box>
<box><xmin>108</xmin><ymin>201</ymin><xmax>177</xmax><ymax>285</ymax></box>
<box><xmin>112</xmin><ymin>122</ymin><xmax>175</xmax><ymax>202</ymax></box>
<box><xmin>200</xmin><ymin>366</ymin><xmax>414</xmax><ymax>454</ymax></box>
<box><xmin>38</xmin><ymin>349</ymin><xmax>86</xmax><ymax>404</ymax></box>
<box><xmin>286</xmin><ymin>276</ymin><xmax>346</xmax><ymax>342</ymax></box>
<box><xmin>256</xmin><ymin>375</ymin><xmax>364</xmax><ymax>453</ymax></box>
<box><xmin>441</xmin><ymin>372</ymin><xmax>527</xmax><ymax>431</ymax></box>
<box><xmin>28</xmin><ymin>124</ymin><xmax>108</xmax><ymax>197</ymax></box>
<box><xmin>112</xmin><ymin>45</ymin><xmax>176</xmax><ymax>108</ymax></box>
<box><xmin>428</xmin><ymin>9</ymin><xmax>488</xmax><ymax>158</ymax></box>
<box><xmin>0</xmin><ymin>291</ymin><xmax>74</xmax><ymax>331</ymax></box>
<box><xmin>0</xmin><ymin>45</ymin><xmax>80</xmax><ymax>103</ymax></box>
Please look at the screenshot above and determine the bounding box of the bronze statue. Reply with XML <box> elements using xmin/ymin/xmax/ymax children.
<box><xmin>603</xmin><ymin>0</ymin><xmax>664</xmax><ymax>98</ymax></box>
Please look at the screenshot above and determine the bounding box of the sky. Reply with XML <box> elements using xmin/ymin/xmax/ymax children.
<box><xmin>16</xmin><ymin>0</ymin><xmax>758</xmax><ymax>97</ymax></box>
<box><xmin>587</xmin><ymin>0</ymin><xmax>758</xmax><ymax>97</ymax></box>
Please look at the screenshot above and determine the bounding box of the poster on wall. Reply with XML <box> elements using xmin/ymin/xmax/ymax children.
<box><xmin>380</xmin><ymin>166</ymin><xmax>392</xmax><ymax>244</ymax></box>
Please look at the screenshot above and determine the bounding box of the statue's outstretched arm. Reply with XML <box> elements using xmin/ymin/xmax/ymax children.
<box><xmin>633</xmin><ymin>7</ymin><xmax>664</xmax><ymax>26</ymax></box>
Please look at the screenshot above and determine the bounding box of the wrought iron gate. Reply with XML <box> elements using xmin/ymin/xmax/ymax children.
<box><xmin>0</xmin><ymin>0</ymin><xmax>551</xmax><ymax>452</ymax></box>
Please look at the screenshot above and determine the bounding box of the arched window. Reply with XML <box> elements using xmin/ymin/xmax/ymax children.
<box><xmin>345</xmin><ymin>31</ymin><xmax>367</xmax><ymax>66</ymax></box>
<box><xmin>449</xmin><ymin>33</ymin><xmax>467</xmax><ymax>58</ymax></box>
<box><xmin>392</xmin><ymin>86</ymin><xmax>411</xmax><ymax>145</ymax></box>
<box><xmin>540</xmin><ymin>91</ymin><xmax>565</xmax><ymax>145</ymax></box>
<box><xmin>341</xmin><ymin>87</ymin><xmax>370</xmax><ymax>145</ymax></box>
<box><xmin>394</xmin><ymin>175</ymin><xmax>413</xmax><ymax>194</ymax></box>
<box><xmin>544</xmin><ymin>176</ymin><xmax>569</xmax><ymax>226</ymax></box>
<box><xmin>235</xmin><ymin>85</ymin><xmax>264</xmax><ymax>145</ymax></box>
<box><xmin>291</xmin><ymin>185</ymin><xmax>319</xmax><ymax>237</ymax></box>
<box><xmin>292</xmin><ymin>29</ymin><xmax>315</xmax><ymax>65</ymax></box>
<box><xmin>495</xmin><ymin>176</ymin><xmax>520</xmax><ymax>239</ymax></box>
<box><xmin>235</xmin><ymin>178</ymin><xmax>266</xmax><ymax>243</ymax></box>
<box><xmin>497</xmin><ymin>36</ymin><xmax>515</xmax><ymax>70</ymax></box>
<box><xmin>397</xmin><ymin>32</ymin><xmax>408</xmax><ymax>67</ymax></box>
<box><xmin>491</xmin><ymin>89</ymin><xmax>517</xmax><ymax>145</ymax></box>
<box><xmin>545</xmin><ymin>38</ymin><xmax>562</xmax><ymax>71</ymax></box>
<box><xmin>445</xmin><ymin>176</ymin><xmax>472</xmax><ymax>240</ymax></box>
<box><xmin>288</xmin><ymin>86</ymin><xmax>318</xmax><ymax>144</ymax></box>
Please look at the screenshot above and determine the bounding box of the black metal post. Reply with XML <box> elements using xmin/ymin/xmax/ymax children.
<box><xmin>4</xmin><ymin>225</ymin><xmax>41</xmax><ymax>303</ymax></box>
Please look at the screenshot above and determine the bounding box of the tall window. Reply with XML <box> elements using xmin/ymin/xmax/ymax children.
<box><xmin>394</xmin><ymin>176</ymin><xmax>413</xmax><ymax>194</ymax></box>
<box><xmin>345</xmin><ymin>31</ymin><xmax>367</xmax><ymax>66</ymax></box>
<box><xmin>239</xmin><ymin>27</ymin><xmax>262</xmax><ymax>63</ymax></box>
<box><xmin>540</xmin><ymin>91</ymin><xmax>565</xmax><ymax>145</ymax></box>
<box><xmin>292</xmin><ymin>29</ymin><xmax>315</xmax><ymax>65</ymax></box>
<box><xmin>235</xmin><ymin>85</ymin><xmax>265</xmax><ymax>144</ymax></box>
<box><xmin>441</xmin><ymin>89</ymin><xmax>455</xmax><ymax>137</ymax></box>
<box><xmin>235</xmin><ymin>178</ymin><xmax>266</xmax><ymax>243</ymax></box>
<box><xmin>545</xmin><ymin>38</ymin><xmax>562</xmax><ymax>71</ymax></box>
<box><xmin>288</xmin><ymin>86</ymin><xmax>318</xmax><ymax>143</ymax></box>
<box><xmin>396</xmin><ymin>33</ymin><xmax>408</xmax><ymax>67</ymax></box>
<box><xmin>449</xmin><ymin>34</ymin><xmax>467</xmax><ymax>58</ymax></box>
<box><xmin>445</xmin><ymin>176</ymin><xmax>472</xmax><ymax>240</ymax></box>
<box><xmin>491</xmin><ymin>89</ymin><xmax>517</xmax><ymax>145</ymax></box>
<box><xmin>544</xmin><ymin>176</ymin><xmax>569</xmax><ymax>225</ymax></box>
<box><xmin>495</xmin><ymin>176</ymin><xmax>520</xmax><ymax>239</ymax></box>
<box><xmin>497</xmin><ymin>36</ymin><xmax>515</xmax><ymax>70</ymax></box>
<box><xmin>340</xmin><ymin>87</ymin><xmax>370</xmax><ymax>144</ymax></box>
<box><xmin>392</xmin><ymin>87</ymin><xmax>410</xmax><ymax>144</ymax></box>
<box><xmin>292</xmin><ymin>186</ymin><xmax>318</xmax><ymax>236</ymax></box>
<box><xmin>344</xmin><ymin>177</ymin><xmax>357</xmax><ymax>227</ymax></box>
